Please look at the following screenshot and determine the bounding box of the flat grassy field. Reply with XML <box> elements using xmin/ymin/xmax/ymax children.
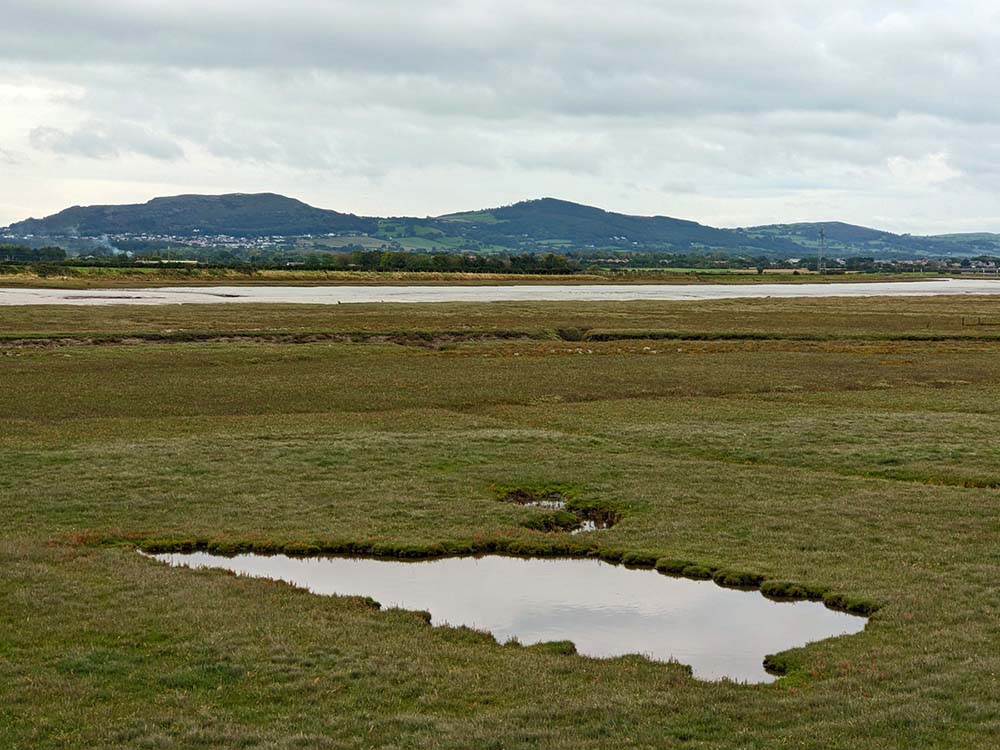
<box><xmin>2</xmin><ymin>296</ymin><xmax>999</xmax><ymax>749</ymax></box>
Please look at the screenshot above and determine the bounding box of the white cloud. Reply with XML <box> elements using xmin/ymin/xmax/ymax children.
<box><xmin>887</xmin><ymin>153</ymin><xmax>962</xmax><ymax>189</ymax></box>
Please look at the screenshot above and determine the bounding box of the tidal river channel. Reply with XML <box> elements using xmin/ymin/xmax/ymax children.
<box><xmin>151</xmin><ymin>553</ymin><xmax>867</xmax><ymax>683</ymax></box>
<box><xmin>4</xmin><ymin>278</ymin><xmax>1000</xmax><ymax>305</ymax></box>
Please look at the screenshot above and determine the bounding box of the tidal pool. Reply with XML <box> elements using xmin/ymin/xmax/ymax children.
<box><xmin>4</xmin><ymin>278</ymin><xmax>1000</xmax><ymax>305</ymax></box>
<box><xmin>151</xmin><ymin>552</ymin><xmax>867</xmax><ymax>683</ymax></box>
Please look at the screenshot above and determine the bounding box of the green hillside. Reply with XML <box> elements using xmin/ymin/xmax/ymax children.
<box><xmin>6</xmin><ymin>194</ymin><xmax>1000</xmax><ymax>259</ymax></box>
<box><xmin>6</xmin><ymin>193</ymin><xmax>377</xmax><ymax>237</ymax></box>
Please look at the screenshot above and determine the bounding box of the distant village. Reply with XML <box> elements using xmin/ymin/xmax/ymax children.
<box><xmin>2</xmin><ymin>227</ymin><xmax>999</xmax><ymax>275</ymax></box>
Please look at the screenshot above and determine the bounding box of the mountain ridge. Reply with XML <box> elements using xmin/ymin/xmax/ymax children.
<box><xmin>5</xmin><ymin>193</ymin><xmax>998</xmax><ymax>258</ymax></box>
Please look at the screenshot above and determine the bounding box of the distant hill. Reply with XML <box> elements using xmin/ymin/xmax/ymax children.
<box><xmin>5</xmin><ymin>193</ymin><xmax>999</xmax><ymax>258</ymax></box>
<box><xmin>744</xmin><ymin>221</ymin><xmax>898</xmax><ymax>244</ymax></box>
<box><xmin>6</xmin><ymin>193</ymin><xmax>377</xmax><ymax>237</ymax></box>
<box><xmin>435</xmin><ymin>199</ymin><xmax>1000</xmax><ymax>257</ymax></box>
<box><xmin>738</xmin><ymin>221</ymin><xmax>1000</xmax><ymax>258</ymax></box>
<box><xmin>438</xmin><ymin>197</ymin><xmax>801</xmax><ymax>254</ymax></box>
<box><xmin>922</xmin><ymin>232</ymin><xmax>1000</xmax><ymax>255</ymax></box>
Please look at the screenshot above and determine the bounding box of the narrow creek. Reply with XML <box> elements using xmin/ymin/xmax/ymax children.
<box><xmin>150</xmin><ymin>552</ymin><xmax>867</xmax><ymax>683</ymax></box>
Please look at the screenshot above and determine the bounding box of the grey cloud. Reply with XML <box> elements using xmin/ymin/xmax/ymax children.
<box><xmin>30</xmin><ymin>125</ymin><xmax>117</xmax><ymax>158</ymax></box>
<box><xmin>3</xmin><ymin>1</ymin><xmax>999</xmax><ymax>122</ymax></box>
<box><xmin>2</xmin><ymin>1</ymin><xmax>999</xmax><ymax>231</ymax></box>
<box><xmin>29</xmin><ymin>121</ymin><xmax>184</xmax><ymax>161</ymax></box>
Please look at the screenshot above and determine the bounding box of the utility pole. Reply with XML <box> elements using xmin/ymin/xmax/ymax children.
<box><xmin>818</xmin><ymin>227</ymin><xmax>826</xmax><ymax>275</ymax></box>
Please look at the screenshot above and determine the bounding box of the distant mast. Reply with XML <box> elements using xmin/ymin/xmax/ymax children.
<box><xmin>818</xmin><ymin>227</ymin><xmax>826</xmax><ymax>274</ymax></box>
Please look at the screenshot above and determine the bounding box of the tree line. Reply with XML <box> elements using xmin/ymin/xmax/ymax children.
<box><xmin>296</xmin><ymin>250</ymin><xmax>577</xmax><ymax>273</ymax></box>
<box><xmin>0</xmin><ymin>244</ymin><xmax>67</xmax><ymax>262</ymax></box>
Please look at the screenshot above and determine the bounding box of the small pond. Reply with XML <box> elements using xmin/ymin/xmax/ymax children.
<box><xmin>150</xmin><ymin>552</ymin><xmax>867</xmax><ymax>683</ymax></box>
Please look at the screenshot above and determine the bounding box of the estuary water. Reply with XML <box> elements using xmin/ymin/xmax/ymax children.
<box><xmin>151</xmin><ymin>552</ymin><xmax>867</xmax><ymax>683</ymax></box>
<box><xmin>2</xmin><ymin>278</ymin><xmax>1000</xmax><ymax>305</ymax></box>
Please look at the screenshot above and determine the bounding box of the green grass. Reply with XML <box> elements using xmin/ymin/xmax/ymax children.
<box><xmin>436</xmin><ymin>210</ymin><xmax>504</xmax><ymax>224</ymax></box>
<box><xmin>397</xmin><ymin>236</ymin><xmax>469</xmax><ymax>251</ymax></box>
<box><xmin>0</xmin><ymin>265</ymin><xmax>941</xmax><ymax>288</ymax></box>
<box><xmin>2</xmin><ymin>298</ymin><xmax>1000</xmax><ymax>748</ymax></box>
<box><xmin>0</xmin><ymin>266</ymin><xmax>610</xmax><ymax>289</ymax></box>
<box><xmin>3</xmin><ymin>294</ymin><xmax>1000</xmax><ymax>341</ymax></box>
<box><xmin>299</xmin><ymin>235</ymin><xmax>395</xmax><ymax>250</ymax></box>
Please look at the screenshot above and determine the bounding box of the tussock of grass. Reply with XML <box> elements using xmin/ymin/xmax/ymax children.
<box><xmin>680</xmin><ymin>564</ymin><xmax>715</xmax><ymax>580</ymax></box>
<box><xmin>712</xmin><ymin>569</ymin><xmax>766</xmax><ymax>588</ymax></box>
<box><xmin>760</xmin><ymin>580</ymin><xmax>828</xmax><ymax>600</ymax></box>
<box><xmin>762</xmin><ymin>652</ymin><xmax>795</xmax><ymax>676</ymax></box>
<box><xmin>620</xmin><ymin>551</ymin><xmax>659</xmax><ymax>568</ymax></box>
<box><xmin>654</xmin><ymin>558</ymin><xmax>697</xmax><ymax>575</ymax></box>
<box><xmin>821</xmin><ymin>592</ymin><xmax>880</xmax><ymax>616</ymax></box>
<box><xmin>525</xmin><ymin>640</ymin><xmax>578</xmax><ymax>656</ymax></box>
<box><xmin>436</xmin><ymin>624</ymin><xmax>498</xmax><ymax>646</ymax></box>
<box><xmin>556</xmin><ymin>327</ymin><xmax>588</xmax><ymax>342</ymax></box>
<box><xmin>519</xmin><ymin>510</ymin><xmax>582</xmax><ymax>533</ymax></box>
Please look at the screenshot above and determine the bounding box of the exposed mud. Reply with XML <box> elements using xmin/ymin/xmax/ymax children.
<box><xmin>7</xmin><ymin>325</ymin><xmax>1000</xmax><ymax>352</ymax></box>
<box><xmin>0</xmin><ymin>330</ymin><xmax>545</xmax><ymax>351</ymax></box>
<box><xmin>498</xmin><ymin>486</ymin><xmax>621</xmax><ymax>534</ymax></box>
<box><xmin>500</xmin><ymin>487</ymin><xmax>570</xmax><ymax>509</ymax></box>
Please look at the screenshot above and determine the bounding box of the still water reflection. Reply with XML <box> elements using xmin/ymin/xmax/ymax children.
<box><xmin>4</xmin><ymin>278</ymin><xmax>1000</xmax><ymax>305</ymax></box>
<box><xmin>151</xmin><ymin>552</ymin><xmax>866</xmax><ymax>683</ymax></box>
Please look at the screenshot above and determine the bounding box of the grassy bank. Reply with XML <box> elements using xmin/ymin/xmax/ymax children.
<box><xmin>0</xmin><ymin>264</ymin><xmax>940</xmax><ymax>288</ymax></box>
<box><xmin>2</xmin><ymin>297</ymin><xmax>999</xmax><ymax>748</ymax></box>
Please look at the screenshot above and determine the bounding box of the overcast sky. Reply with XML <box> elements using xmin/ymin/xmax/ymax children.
<box><xmin>1</xmin><ymin>1</ymin><xmax>998</xmax><ymax>233</ymax></box>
